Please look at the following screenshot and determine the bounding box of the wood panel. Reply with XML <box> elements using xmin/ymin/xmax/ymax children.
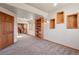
<box><xmin>57</xmin><ymin>12</ymin><xmax>64</xmax><ymax>24</ymax></box>
<box><xmin>0</xmin><ymin>12</ymin><xmax>14</xmax><ymax>49</ymax></box>
<box><xmin>67</xmin><ymin>14</ymin><xmax>77</xmax><ymax>29</ymax></box>
<box><xmin>0</xmin><ymin>12</ymin><xmax>7</xmax><ymax>48</ymax></box>
<box><xmin>6</xmin><ymin>15</ymin><xmax>14</xmax><ymax>45</ymax></box>
<box><xmin>50</xmin><ymin>19</ymin><xmax>55</xmax><ymax>29</ymax></box>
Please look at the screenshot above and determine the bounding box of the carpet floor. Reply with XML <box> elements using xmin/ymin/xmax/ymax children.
<box><xmin>0</xmin><ymin>35</ymin><xmax>79</xmax><ymax>55</ymax></box>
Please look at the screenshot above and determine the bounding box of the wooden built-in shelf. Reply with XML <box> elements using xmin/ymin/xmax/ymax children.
<box><xmin>35</xmin><ymin>16</ymin><xmax>44</xmax><ymax>39</ymax></box>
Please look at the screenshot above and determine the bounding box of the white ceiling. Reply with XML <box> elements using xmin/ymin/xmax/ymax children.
<box><xmin>27</xmin><ymin>3</ymin><xmax>69</xmax><ymax>13</ymax></box>
<box><xmin>0</xmin><ymin>3</ymin><xmax>38</xmax><ymax>20</ymax></box>
<box><xmin>27</xmin><ymin>3</ymin><xmax>54</xmax><ymax>13</ymax></box>
<box><xmin>0</xmin><ymin>3</ymin><xmax>71</xmax><ymax>21</ymax></box>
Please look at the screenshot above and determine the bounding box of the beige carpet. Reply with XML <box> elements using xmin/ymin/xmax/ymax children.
<box><xmin>0</xmin><ymin>35</ymin><xmax>79</xmax><ymax>55</ymax></box>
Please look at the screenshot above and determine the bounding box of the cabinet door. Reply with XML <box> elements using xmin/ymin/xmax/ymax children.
<box><xmin>7</xmin><ymin>22</ymin><xmax>14</xmax><ymax>45</ymax></box>
<box><xmin>6</xmin><ymin>15</ymin><xmax>14</xmax><ymax>45</ymax></box>
<box><xmin>0</xmin><ymin>13</ymin><xmax>2</xmax><ymax>48</ymax></box>
<box><xmin>0</xmin><ymin>12</ymin><xmax>8</xmax><ymax>48</ymax></box>
<box><xmin>0</xmin><ymin>12</ymin><xmax>14</xmax><ymax>49</ymax></box>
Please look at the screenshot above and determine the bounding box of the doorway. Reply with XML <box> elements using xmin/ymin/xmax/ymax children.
<box><xmin>18</xmin><ymin>23</ymin><xmax>27</xmax><ymax>34</ymax></box>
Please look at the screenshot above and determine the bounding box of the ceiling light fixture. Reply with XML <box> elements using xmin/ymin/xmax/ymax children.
<box><xmin>54</xmin><ymin>3</ymin><xmax>57</xmax><ymax>6</ymax></box>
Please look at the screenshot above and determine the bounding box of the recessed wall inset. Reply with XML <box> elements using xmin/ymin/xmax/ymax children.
<box><xmin>50</xmin><ymin>19</ymin><xmax>55</xmax><ymax>29</ymax></box>
<box><xmin>67</xmin><ymin>14</ymin><xmax>78</xmax><ymax>29</ymax></box>
<box><xmin>57</xmin><ymin>12</ymin><xmax>64</xmax><ymax>24</ymax></box>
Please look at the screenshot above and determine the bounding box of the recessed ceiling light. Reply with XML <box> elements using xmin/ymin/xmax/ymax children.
<box><xmin>54</xmin><ymin>3</ymin><xmax>57</xmax><ymax>6</ymax></box>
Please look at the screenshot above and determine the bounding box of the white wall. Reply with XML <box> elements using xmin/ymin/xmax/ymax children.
<box><xmin>27</xmin><ymin>20</ymin><xmax>35</xmax><ymax>36</ymax></box>
<box><xmin>44</xmin><ymin>4</ymin><xmax>79</xmax><ymax>50</ymax></box>
<box><xmin>0</xmin><ymin>7</ymin><xmax>18</xmax><ymax>42</ymax></box>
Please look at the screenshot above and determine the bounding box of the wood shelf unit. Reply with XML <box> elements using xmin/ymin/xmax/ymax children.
<box><xmin>67</xmin><ymin>14</ymin><xmax>78</xmax><ymax>29</ymax></box>
<box><xmin>50</xmin><ymin>19</ymin><xmax>55</xmax><ymax>29</ymax></box>
<box><xmin>0</xmin><ymin>12</ymin><xmax>14</xmax><ymax>49</ymax></box>
<box><xmin>35</xmin><ymin>16</ymin><xmax>44</xmax><ymax>39</ymax></box>
<box><xmin>57</xmin><ymin>12</ymin><xmax>64</xmax><ymax>24</ymax></box>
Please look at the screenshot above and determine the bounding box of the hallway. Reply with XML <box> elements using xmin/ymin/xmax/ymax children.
<box><xmin>0</xmin><ymin>35</ymin><xmax>79</xmax><ymax>55</ymax></box>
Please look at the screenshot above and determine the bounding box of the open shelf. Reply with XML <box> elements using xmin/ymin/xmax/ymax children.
<box><xmin>35</xmin><ymin>16</ymin><xmax>44</xmax><ymax>39</ymax></box>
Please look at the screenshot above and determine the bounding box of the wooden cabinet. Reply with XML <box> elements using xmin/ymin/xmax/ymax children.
<box><xmin>35</xmin><ymin>16</ymin><xmax>44</xmax><ymax>39</ymax></box>
<box><xmin>67</xmin><ymin>14</ymin><xmax>77</xmax><ymax>29</ymax></box>
<box><xmin>0</xmin><ymin>12</ymin><xmax>14</xmax><ymax>49</ymax></box>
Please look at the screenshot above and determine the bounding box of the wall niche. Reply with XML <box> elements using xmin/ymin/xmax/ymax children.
<box><xmin>57</xmin><ymin>12</ymin><xmax>64</xmax><ymax>24</ymax></box>
<box><xmin>67</xmin><ymin>14</ymin><xmax>78</xmax><ymax>29</ymax></box>
<box><xmin>50</xmin><ymin>19</ymin><xmax>55</xmax><ymax>29</ymax></box>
